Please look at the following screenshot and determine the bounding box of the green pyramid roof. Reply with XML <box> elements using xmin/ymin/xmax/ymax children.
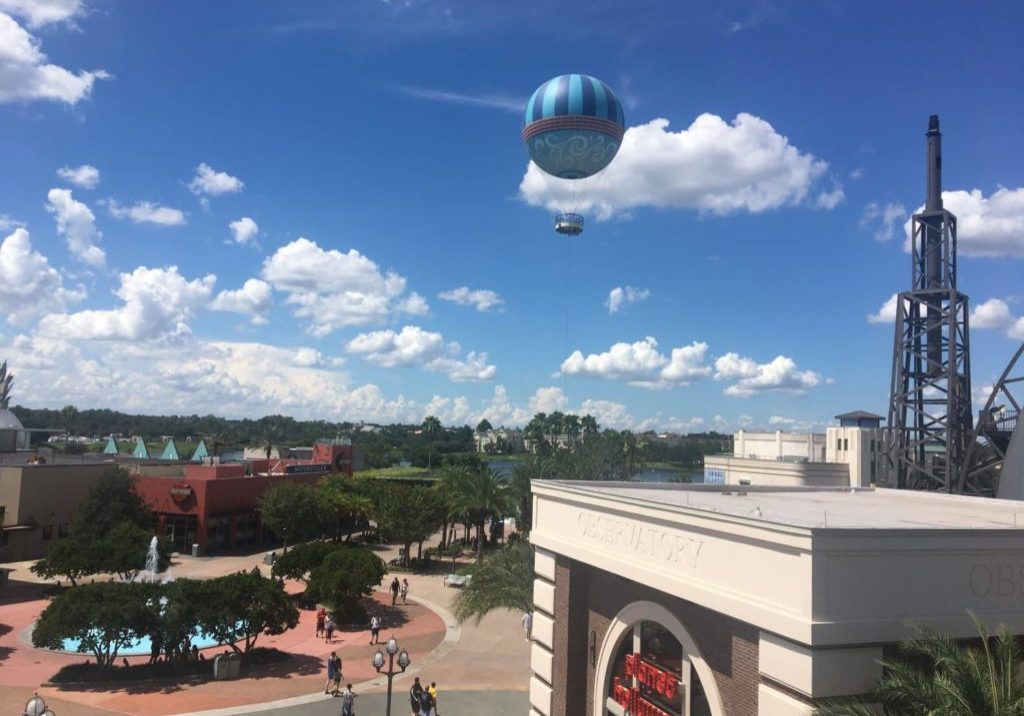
<box><xmin>132</xmin><ymin>440</ymin><xmax>150</xmax><ymax>459</ymax></box>
<box><xmin>160</xmin><ymin>438</ymin><xmax>180</xmax><ymax>461</ymax></box>
<box><xmin>191</xmin><ymin>439</ymin><xmax>210</xmax><ymax>462</ymax></box>
<box><xmin>103</xmin><ymin>437</ymin><xmax>118</xmax><ymax>455</ymax></box>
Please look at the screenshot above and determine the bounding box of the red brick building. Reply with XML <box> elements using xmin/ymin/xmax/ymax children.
<box><xmin>134</xmin><ymin>441</ymin><xmax>356</xmax><ymax>554</ymax></box>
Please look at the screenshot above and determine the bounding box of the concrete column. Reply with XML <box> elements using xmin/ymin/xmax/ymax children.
<box><xmin>776</xmin><ymin>431</ymin><xmax>783</xmax><ymax>458</ymax></box>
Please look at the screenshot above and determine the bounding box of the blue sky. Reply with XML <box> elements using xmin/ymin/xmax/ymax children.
<box><xmin>1</xmin><ymin>0</ymin><xmax>1023</xmax><ymax>432</ymax></box>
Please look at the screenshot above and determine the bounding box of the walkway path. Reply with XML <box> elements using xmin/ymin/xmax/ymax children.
<box><xmin>0</xmin><ymin>538</ymin><xmax>530</xmax><ymax>715</ymax></box>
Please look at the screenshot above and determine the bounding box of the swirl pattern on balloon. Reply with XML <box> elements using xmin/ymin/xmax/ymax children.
<box><xmin>530</xmin><ymin>131</ymin><xmax>620</xmax><ymax>180</ymax></box>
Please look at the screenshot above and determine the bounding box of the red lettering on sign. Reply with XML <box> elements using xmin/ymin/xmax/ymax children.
<box><xmin>614</xmin><ymin>653</ymin><xmax>681</xmax><ymax>715</ymax></box>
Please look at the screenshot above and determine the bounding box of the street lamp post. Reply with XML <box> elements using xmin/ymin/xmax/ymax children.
<box><xmin>23</xmin><ymin>692</ymin><xmax>54</xmax><ymax>716</ymax></box>
<box><xmin>372</xmin><ymin>635</ymin><xmax>410</xmax><ymax>716</ymax></box>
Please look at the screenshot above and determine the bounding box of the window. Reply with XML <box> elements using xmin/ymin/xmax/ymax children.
<box><xmin>836</xmin><ymin>438</ymin><xmax>842</xmax><ymax>452</ymax></box>
<box><xmin>58</xmin><ymin>523</ymin><xmax>69</xmax><ymax>538</ymax></box>
<box><xmin>41</xmin><ymin>524</ymin><xmax>53</xmax><ymax>540</ymax></box>
<box><xmin>844</xmin><ymin>438</ymin><xmax>849</xmax><ymax>451</ymax></box>
<box><xmin>871</xmin><ymin>439</ymin><xmax>876</xmax><ymax>452</ymax></box>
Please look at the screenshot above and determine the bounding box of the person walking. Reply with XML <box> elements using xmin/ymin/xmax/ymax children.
<box><xmin>390</xmin><ymin>576</ymin><xmax>400</xmax><ymax>605</ymax></box>
<box><xmin>316</xmin><ymin>607</ymin><xmax>326</xmax><ymax>638</ymax></box>
<box><xmin>428</xmin><ymin>681</ymin><xmax>439</xmax><ymax>715</ymax></box>
<box><xmin>522</xmin><ymin>610</ymin><xmax>533</xmax><ymax>640</ymax></box>
<box><xmin>325</xmin><ymin>651</ymin><xmax>339</xmax><ymax>695</ymax></box>
<box><xmin>400</xmin><ymin>578</ymin><xmax>409</xmax><ymax>605</ymax></box>
<box><xmin>419</xmin><ymin>684</ymin><xmax>434</xmax><ymax>716</ymax></box>
<box><xmin>409</xmin><ymin>676</ymin><xmax>424</xmax><ymax>716</ymax></box>
<box><xmin>340</xmin><ymin>683</ymin><xmax>357</xmax><ymax>716</ymax></box>
<box><xmin>332</xmin><ymin>653</ymin><xmax>343</xmax><ymax>695</ymax></box>
<box><xmin>369</xmin><ymin>614</ymin><xmax>381</xmax><ymax>645</ymax></box>
<box><xmin>325</xmin><ymin>615</ymin><xmax>335</xmax><ymax>644</ymax></box>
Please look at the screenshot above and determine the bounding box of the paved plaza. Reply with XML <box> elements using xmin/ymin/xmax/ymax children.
<box><xmin>0</xmin><ymin>538</ymin><xmax>530</xmax><ymax>716</ymax></box>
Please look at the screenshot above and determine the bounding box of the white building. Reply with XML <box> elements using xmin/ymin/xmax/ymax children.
<box><xmin>529</xmin><ymin>479</ymin><xmax>1024</xmax><ymax>716</ymax></box>
<box><xmin>704</xmin><ymin>411</ymin><xmax>889</xmax><ymax>488</ymax></box>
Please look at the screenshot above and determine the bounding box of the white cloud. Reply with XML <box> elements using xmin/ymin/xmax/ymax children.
<box><xmin>438</xmin><ymin>286</ymin><xmax>504</xmax><ymax>312</ymax></box>
<box><xmin>188</xmin><ymin>163</ymin><xmax>244</xmax><ymax>197</ymax></box>
<box><xmin>969</xmin><ymin>298</ymin><xmax>1024</xmax><ymax>340</ymax></box>
<box><xmin>290</xmin><ymin>347</ymin><xmax>324</xmax><ymax>367</ymax></box>
<box><xmin>971</xmin><ymin>298</ymin><xmax>1014</xmax><ymax>329</ymax></box>
<box><xmin>56</xmin><ymin>164</ymin><xmax>99</xmax><ymax>189</ymax></box>
<box><xmin>45</xmin><ymin>187</ymin><xmax>104</xmax><ymax>267</ymax></box>
<box><xmin>0</xmin><ymin>11</ymin><xmax>107</xmax><ymax>104</ymax></box>
<box><xmin>867</xmin><ymin>293</ymin><xmax>899</xmax><ymax>325</ymax></box>
<box><xmin>860</xmin><ymin>202</ymin><xmax>906</xmax><ymax>242</ymax></box>
<box><xmin>520</xmin><ymin>113</ymin><xmax>828</xmax><ymax>219</ymax></box>
<box><xmin>529</xmin><ymin>386</ymin><xmax>569</xmax><ymax>414</ymax></box>
<box><xmin>815</xmin><ymin>183</ymin><xmax>844</xmax><ymax>210</ymax></box>
<box><xmin>38</xmin><ymin>265</ymin><xmax>216</xmax><ymax>342</ymax></box>
<box><xmin>904</xmin><ymin>188</ymin><xmax>1024</xmax><ymax>257</ymax></box>
<box><xmin>606</xmin><ymin>285</ymin><xmax>649</xmax><ymax>314</ymax></box>
<box><xmin>0</xmin><ymin>0</ymin><xmax>82</xmax><ymax>27</ymax></box>
<box><xmin>0</xmin><ymin>214</ymin><xmax>24</xmax><ymax>230</ymax></box>
<box><xmin>345</xmin><ymin>325</ymin><xmax>496</xmax><ymax>382</ymax></box>
<box><xmin>261</xmin><ymin>237</ymin><xmax>427</xmax><ymax>336</ymax></box>
<box><xmin>229</xmin><ymin>216</ymin><xmax>259</xmax><ymax>245</ymax></box>
<box><xmin>103</xmin><ymin>199</ymin><xmax>186</xmax><ymax>226</ymax></box>
<box><xmin>713</xmin><ymin>353</ymin><xmax>821</xmax><ymax>397</ymax></box>
<box><xmin>850</xmin><ymin>168</ymin><xmax>864</xmax><ymax>180</ymax></box>
<box><xmin>391</xmin><ymin>85</ymin><xmax>523</xmax><ymax>113</ymax></box>
<box><xmin>561</xmin><ymin>337</ymin><xmax>710</xmax><ymax>389</ymax></box>
<box><xmin>210</xmin><ymin>278</ymin><xmax>272</xmax><ymax>325</ymax></box>
<box><xmin>0</xmin><ymin>227</ymin><xmax>84</xmax><ymax>324</ymax></box>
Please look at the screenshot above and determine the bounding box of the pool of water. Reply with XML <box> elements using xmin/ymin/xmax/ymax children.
<box><xmin>59</xmin><ymin>629</ymin><xmax>229</xmax><ymax>656</ymax></box>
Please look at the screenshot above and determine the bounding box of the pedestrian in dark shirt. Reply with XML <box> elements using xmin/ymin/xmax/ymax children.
<box><xmin>409</xmin><ymin>676</ymin><xmax>424</xmax><ymax>716</ymax></box>
<box><xmin>390</xmin><ymin>577</ymin><xmax>400</xmax><ymax>605</ymax></box>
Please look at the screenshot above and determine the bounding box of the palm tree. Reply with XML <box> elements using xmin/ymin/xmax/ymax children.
<box><xmin>453</xmin><ymin>540</ymin><xmax>534</xmax><ymax>624</ymax></box>
<box><xmin>580</xmin><ymin>414</ymin><xmax>599</xmax><ymax>438</ymax></box>
<box><xmin>509</xmin><ymin>457</ymin><xmax>546</xmax><ymax>534</ymax></box>
<box><xmin>816</xmin><ymin>614</ymin><xmax>1024</xmax><ymax>716</ymax></box>
<box><xmin>421</xmin><ymin>415</ymin><xmax>442</xmax><ymax>469</ymax></box>
<box><xmin>448</xmin><ymin>466</ymin><xmax>511</xmax><ymax>561</ymax></box>
<box><xmin>563</xmin><ymin>414</ymin><xmax>581</xmax><ymax>449</ymax></box>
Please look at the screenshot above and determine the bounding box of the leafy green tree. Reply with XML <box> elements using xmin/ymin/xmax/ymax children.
<box><xmin>159</xmin><ymin>578</ymin><xmax>204</xmax><ymax>661</ymax></box>
<box><xmin>271</xmin><ymin>540</ymin><xmax>338</xmax><ymax>584</ymax></box>
<box><xmin>97</xmin><ymin>521</ymin><xmax>171</xmax><ymax>582</ymax></box>
<box><xmin>72</xmin><ymin>467</ymin><xmax>153</xmax><ymax>541</ymax></box>
<box><xmin>195</xmin><ymin>571</ymin><xmax>299</xmax><ymax>653</ymax></box>
<box><xmin>308</xmin><ymin>545</ymin><xmax>387</xmax><ymax>618</ymax></box>
<box><xmin>32</xmin><ymin>581</ymin><xmax>161</xmax><ymax>667</ymax></box>
<box><xmin>815</xmin><ymin>615</ymin><xmax>1024</xmax><ymax>716</ymax></box>
<box><xmin>374</xmin><ymin>485</ymin><xmax>446</xmax><ymax>563</ymax></box>
<box><xmin>32</xmin><ymin>468</ymin><xmax>167</xmax><ymax>584</ymax></box>
<box><xmin>30</xmin><ymin>538</ymin><xmax>96</xmax><ymax>586</ymax></box>
<box><xmin>454</xmin><ymin>541</ymin><xmax>534</xmax><ymax>624</ymax></box>
<box><xmin>260</xmin><ymin>481</ymin><xmax>322</xmax><ymax>551</ymax></box>
<box><xmin>317</xmin><ymin>474</ymin><xmax>373</xmax><ymax>541</ymax></box>
<box><xmin>476</xmin><ymin>419</ymin><xmax>493</xmax><ymax>434</ymax></box>
<box><xmin>524</xmin><ymin>413</ymin><xmax>549</xmax><ymax>455</ymax></box>
<box><xmin>448</xmin><ymin>466</ymin><xmax>511</xmax><ymax>561</ymax></box>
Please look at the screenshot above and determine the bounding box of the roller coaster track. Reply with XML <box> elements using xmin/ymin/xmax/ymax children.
<box><xmin>959</xmin><ymin>342</ymin><xmax>1024</xmax><ymax>496</ymax></box>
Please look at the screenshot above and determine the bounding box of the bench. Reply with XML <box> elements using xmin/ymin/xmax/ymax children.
<box><xmin>443</xmin><ymin>574</ymin><xmax>472</xmax><ymax>588</ymax></box>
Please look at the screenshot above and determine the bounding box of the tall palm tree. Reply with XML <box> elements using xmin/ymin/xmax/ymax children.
<box><xmin>816</xmin><ymin>614</ymin><xmax>1024</xmax><ymax>716</ymax></box>
<box><xmin>421</xmin><ymin>415</ymin><xmax>442</xmax><ymax>469</ymax></box>
<box><xmin>509</xmin><ymin>457</ymin><xmax>546</xmax><ymax>534</ymax></box>
<box><xmin>580</xmin><ymin>414</ymin><xmax>599</xmax><ymax>438</ymax></box>
<box><xmin>448</xmin><ymin>466</ymin><xmax>511</xmax><ymax>561</ymax></box>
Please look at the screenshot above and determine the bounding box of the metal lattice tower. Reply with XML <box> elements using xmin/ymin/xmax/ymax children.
<box><xmin>887</xmin><ymin>115</ymin><xmax>973</xmax><ymax>491</ymax></box>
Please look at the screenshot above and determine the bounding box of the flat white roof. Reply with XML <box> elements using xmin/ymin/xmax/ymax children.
<box><xmin>540</xmin><ymin>481</ymin><xmax>1024</xmax><ymax>530</ymax></box>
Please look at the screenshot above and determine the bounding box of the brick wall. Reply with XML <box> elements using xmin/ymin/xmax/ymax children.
<box><xmin>551</xmin><ymin>558</ymin><xmax>760</xmax><ymax>716</ymax></box>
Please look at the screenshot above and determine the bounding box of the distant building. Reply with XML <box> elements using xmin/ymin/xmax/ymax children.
<box><xmin>475</xmin><ymin>428</ymin><xmax>524</xmax><ymax>454</ymax></box>
<box><xmin>703</xmin><ymin>411</ymin><xmax>890</xmax><ymax>488</ymax></box>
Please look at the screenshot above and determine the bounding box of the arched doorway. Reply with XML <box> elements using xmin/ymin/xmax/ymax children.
<box><xmin>594</xmin><ymin>601</ymin><xmax>725</xmax><ymax>716</ymax></box>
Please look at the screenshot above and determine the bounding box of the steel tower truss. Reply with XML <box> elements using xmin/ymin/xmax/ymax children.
<box><xmin>887</xmin><ymin>116</ymin><xmax>973</xmax><ymax>491</ymax></box>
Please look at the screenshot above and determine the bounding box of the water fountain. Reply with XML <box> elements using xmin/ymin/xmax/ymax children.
<box><xmin>139</xmin><ymin>535</ymin><xmax>161</xmax><ymax>583</ymax></box>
